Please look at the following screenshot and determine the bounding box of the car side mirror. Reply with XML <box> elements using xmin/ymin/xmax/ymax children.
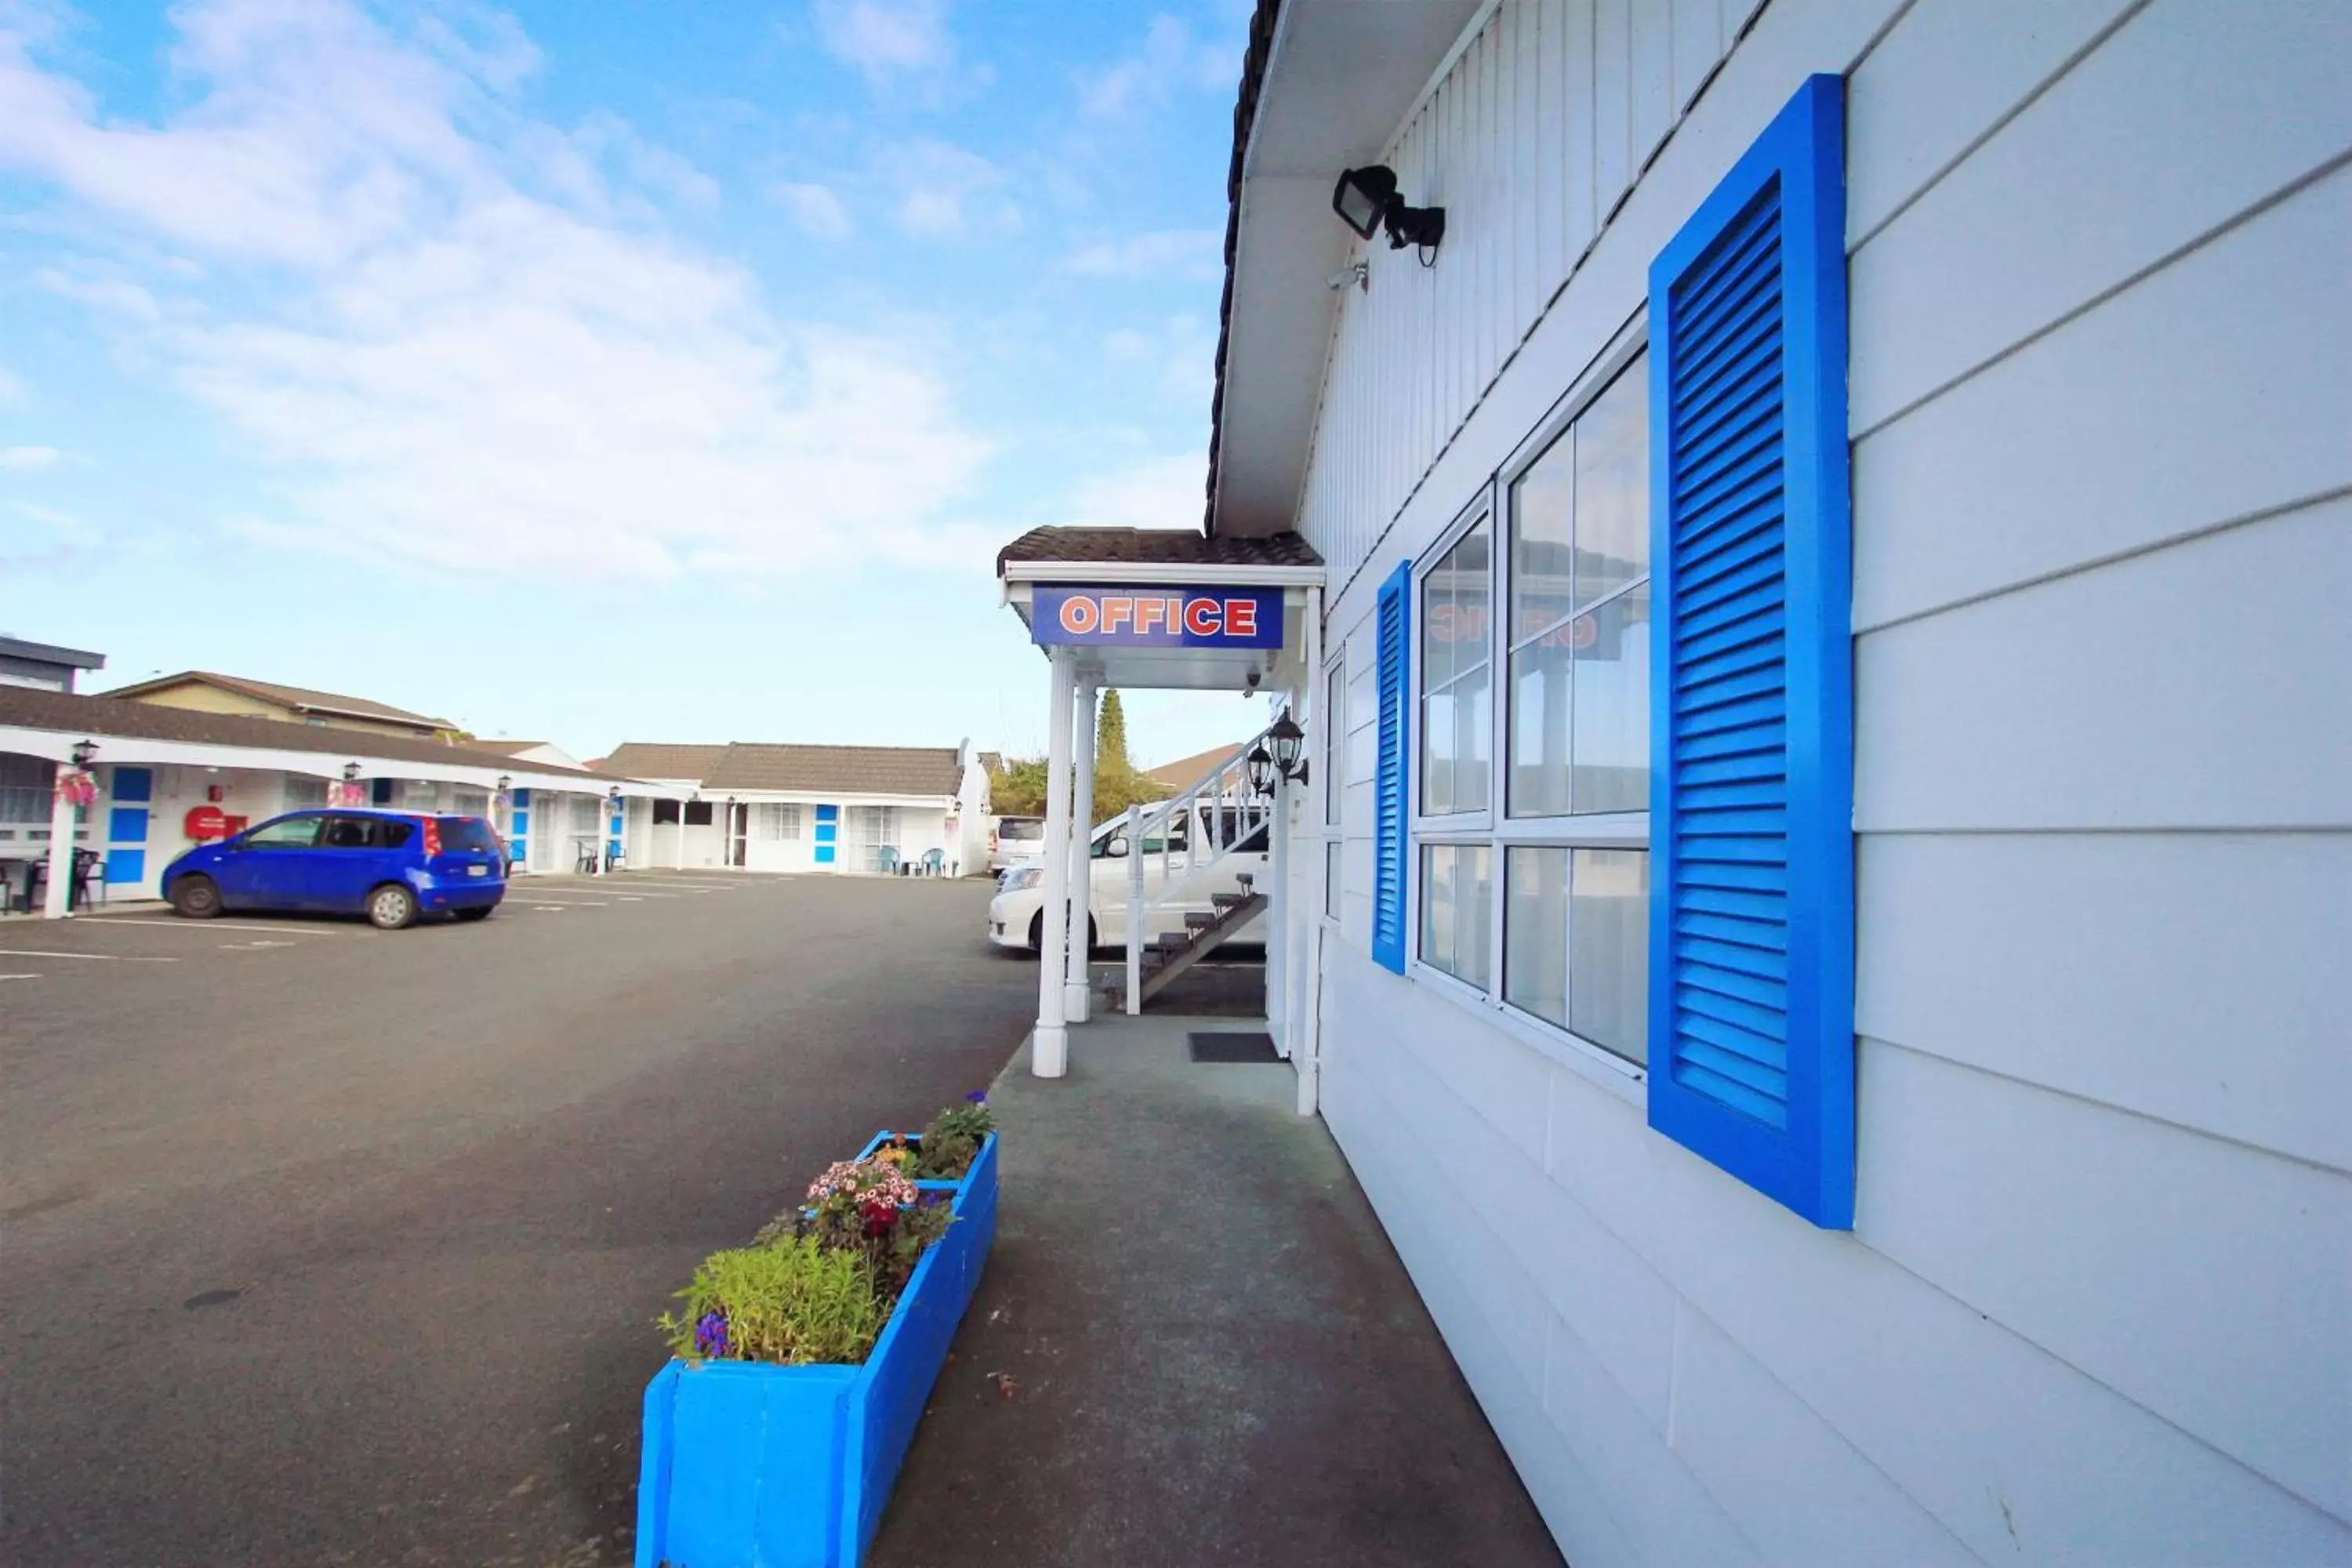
<box><xmin>1104</xmin><ymin>837</ymin><xmax>1130</xmax><ymax>858</ymax></box>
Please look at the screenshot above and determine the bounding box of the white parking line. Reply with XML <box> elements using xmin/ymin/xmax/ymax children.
<box><xmin>0</xmin><ymin>949</ymin><xmax>178</xmax><ymax>963</ymax></box>
<box><xmin>515</xmin><ymin>884</ymin><xmax>681</xmax><ymax>897</ymax></box>
<box><xmin>0</xmin><ymin>973</ymin><xmax>38</xmax><ymax>981</ymax></box>
<box><xmin>79</xmin><ymin>918</ymin><xmax>346</xmax><ymax>936</ymax></box>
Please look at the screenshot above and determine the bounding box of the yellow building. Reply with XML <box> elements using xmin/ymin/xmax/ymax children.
<box><xmin>97</xmin><ymin>670</ymin><xmax>459</xmax><ymax>742</ymax></box>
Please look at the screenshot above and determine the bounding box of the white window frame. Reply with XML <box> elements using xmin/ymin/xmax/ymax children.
<box><xmin>1407</xmin><ymin>314</ymin><xmax>1653</xmax><ymax>1094</ymax></box>
<box><xmin>1319</xmin><ymin>652</ymin><xmax>1345</xmax><ymax>927</ymax></box>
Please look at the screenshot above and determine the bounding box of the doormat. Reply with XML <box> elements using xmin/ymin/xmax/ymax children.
<box><xmin>1189</xmin><ymin>1031</ymin><xmax>1280</xmax><ymax>1065</ymax></box>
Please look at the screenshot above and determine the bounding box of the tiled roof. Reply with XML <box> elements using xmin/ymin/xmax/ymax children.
<box><xmin>97</xmin><ymin>670</ymin><xmax>452</xmax><ymax>729</ymax></box>
<box><xmin>995</xmin><ymin>527</ymin><xmax>1322</xmax><ymax>574</ymax></box>
<box><xmin>1149</xmin><ymin>742</ymin><xmax>1249</xmax><ymax>793</ymax></box>
<box><xmin>595</xmin><ymin>743</ymin><xmax>731</xmax><ymax>780</ymax></box>
<box><xmin>699</xmin><ymin>744</ymin><xmax>964</xmax><ymax>798</ymax></box>
<box><xmin>470</xmin><ymin>739</ymin><xmax>550</xmax><ymax>755</ymax></box>
<box><xmin>0</xmin><ymin>688</ymin><xmax>613</xmax><ymax>781</ymax></box>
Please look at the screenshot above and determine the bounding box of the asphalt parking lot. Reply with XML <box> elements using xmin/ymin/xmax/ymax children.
<box><xmin>0</xmin><ymin>871</ymin><xmax>1037</xmax><ymax>1566</ymax></box>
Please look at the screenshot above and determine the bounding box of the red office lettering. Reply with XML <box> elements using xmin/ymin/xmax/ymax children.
<box><xmin>1185</xmin><ymin>597</ymin><xmax>1222</xmax><ymax>636</ymax></box>
<box><xmin>1103</xmin><ymin>596</ymin><xmax>1134</xmax><ymax>633</ymax></box>
<box><xmin>1225</xmin><ymin>597</ymin><xmax>1258</xmax><ymax>637</ymax></box>
<box><xmin>1060</xmin><ymin>595</ymin><xmax>1099</xmax><ymax>634</ymax></box>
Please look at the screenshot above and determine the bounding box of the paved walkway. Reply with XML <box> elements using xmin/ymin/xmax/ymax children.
<box><xmin>870</xmin><ymin>1008</ymin><xmax>1565</xmax><ymax>1568</ymax></box>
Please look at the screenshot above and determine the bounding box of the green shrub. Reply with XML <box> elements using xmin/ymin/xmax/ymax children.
<box><xmin>659</xmin><ymin>1236</ymin><xmax>885</xmax><ymax>1367</ymax></box>
<box><xmin>914</xmin><ymin>1096</ymin><xmax>996</xmax><ymax>1181</ymax></box>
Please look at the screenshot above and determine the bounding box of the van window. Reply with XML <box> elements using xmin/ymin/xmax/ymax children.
<box><xmin>998</xmin><ymin>818</ymin><xmax>1045</xmax><ymax>841</ymax></box>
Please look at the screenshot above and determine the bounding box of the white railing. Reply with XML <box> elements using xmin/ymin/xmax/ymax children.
<box><xmin>1122</xmin><ymin>719</ymin><xmax>1279</xmax><ymax>1014</ymax></box>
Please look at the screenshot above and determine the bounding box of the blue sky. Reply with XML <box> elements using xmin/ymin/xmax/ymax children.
<box><xmin>0</xmin><ymin>0</ymin><xmax>1269</xmax><ymax>764</ymax></box>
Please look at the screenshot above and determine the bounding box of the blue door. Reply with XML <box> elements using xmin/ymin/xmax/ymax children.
<box><xmin>813</xmin><ymin>804</ymin><xmax>838</xmax><ymax>866</ymax></box>
<box><xmin>311</xmin><ymin>814</ymin><xmax>408</xmax><ymax>911</ymax></box>
<box><xmin>215</xmin><ymin>813</ymin><xmax>324</xmax><ymax>909</ymax></box>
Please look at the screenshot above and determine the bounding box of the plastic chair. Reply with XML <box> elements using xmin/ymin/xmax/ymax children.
<box><xmin>874</xmin><ymin>845</ymin><xmax>900</xmax><ymax>877</ymax></box>
<box><xmin>920</xmin><ymin>848</ymin><xmax>946</xmax><ymax>878</ymax></box>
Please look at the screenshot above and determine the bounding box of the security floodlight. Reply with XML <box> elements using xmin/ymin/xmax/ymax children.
<box><xmin>1331</xmin><ymin>164</ymin><xmax>1446</xmax><ymax>252</ymax></box>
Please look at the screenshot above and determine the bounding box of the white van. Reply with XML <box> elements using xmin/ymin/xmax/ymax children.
<box><xmin>985</xmin><ymin>811</ymin><xmax>1268</xmax><ymax>953</ymax></box>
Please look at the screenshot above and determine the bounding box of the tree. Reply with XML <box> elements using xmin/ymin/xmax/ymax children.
<box><xmin>985</xmin><ymin>688</ymin><xmax>1174</xmax><ymax>826</ymax></box>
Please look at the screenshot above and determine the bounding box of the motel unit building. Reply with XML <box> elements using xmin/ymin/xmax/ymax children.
<box><xmin>1163</xmin><ymin>0</ymin><xmax>2347</xmax><ymax>1563</ymax></box>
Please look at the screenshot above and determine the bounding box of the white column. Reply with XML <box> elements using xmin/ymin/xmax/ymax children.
<box><xmin>1125</xmin><ymin>801</ymin><xmax>1145</xmax><ymax>1016</ymax></box>
<box><xmin>41</xmin><ymin>775</ymin><xmax>78</xmax><ymax>919</ymax></box>
<box><xmin>1064</xmin><ymin>676</ymin><xmax>1098</xmax><ymax>1025</ymax></box>
<box><xmin>1033</xmin><ymin>650</ymin><xmax>1076</xmax><ymax>1078</ymax></box>
<box><xmin>673</xmin><ymin>801</ymin><xmax>686</xmax><ymax>870</ymax></box>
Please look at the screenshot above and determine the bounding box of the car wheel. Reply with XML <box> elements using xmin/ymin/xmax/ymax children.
<box><xmin>453</xmin><ymin>906</ymin><xmax>493</xmax><ymax>923</ymax></box>
<box><xmin>1025</xmin><ymin>912</ymin><xmax>1098</xmax><ymax>953</ymax></box>
<box><xmin>366</xmin><ymin>883</ymin><xmax>419</xmax><ymax>931</ymax></box>
<box><xmin>170</xmin><ymin>874</ymin><xmax>222</xmax><ymax>920</ymax></box>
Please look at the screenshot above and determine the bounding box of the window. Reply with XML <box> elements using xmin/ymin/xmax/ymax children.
<box><xmin>283</xmin><ymin>776</ymin><xmax>329</xmax><ymax>811</ymax></box>
<box><xmin>1323</xmin><ymin>659</ymin><xmax>1345</xmax><ymax>822</ymax></box>
<box><xmin>0</xmin><ymin>755</ymin><xmax>52</xmax><ymax>824</ymax></box>
<box><xmin>1507</xmin><ymin>358</ymin><xmax>1650</xmax><ymax>818</ymax></box>
<box><xmin>653</xmin><ymin>799</ymin><xmax>681</xmax><ymax>826</ymax></box>
<box><xmin>844</xmin><ymin>805</ymin><xmax>901</xmax><ymax>872</ymax></box>
<box><xmin>761</xmin><ymin>804</ymin><xmax>803</xmax><ymax>840</ymax></box>
<box><xmin>683</xmin><ymin>800</ymin><xmax>714</xmax><ymax>826</ymax></box>
<box><xmin>1409</xmin><ymin>331</ymin><xmax>1652</xmax><ymax>1073</ymax></box>
<box><xmin>245</xmin><ymin>815</ymin><xmax>321</xmax><ymax>848</ymax></box>
<box><xmin>1419</xmin><ymin>520</ymin><xmax>1491</xmax><ymax>817</ymax></box>
<box><xmin>569</xmin><ymin>794</ymin><xmax>598</xmax><ymax>832</ymax></box>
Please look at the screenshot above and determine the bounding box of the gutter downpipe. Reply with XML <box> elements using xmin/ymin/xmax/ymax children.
<box><xmin>1297</xmin><ymin>584</ymin><xmax>1324</xmax><ymax>1118</ymax></box>
<box><xmin>1033</xmin><ymin>649</ymin><xmax>1076</xmax><ymax>1078</ymax></box>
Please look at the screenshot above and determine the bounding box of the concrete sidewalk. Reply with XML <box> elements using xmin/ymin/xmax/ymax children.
<box><xmin>869</xmin><ymin>1007</ymin><xmax>1565</xmax><ymax>1568</ymax></box>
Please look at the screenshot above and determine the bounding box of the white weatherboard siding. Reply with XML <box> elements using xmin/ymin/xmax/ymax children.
<box><xmin>1293</xmin><ymin>0</ymin><xmax>2352</xmax><ymax>1563</ymax></box>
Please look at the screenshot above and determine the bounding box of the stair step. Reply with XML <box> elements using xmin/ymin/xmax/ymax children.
<box><xmin>1209</xmin><ymin>893</ymin><xmax>1244</xmax><ymax>910</ymax></box>
<box><xmin>1184</xmin><ymin>912</ymin><xmax>1217</xmax><ymax>929</ymax></box>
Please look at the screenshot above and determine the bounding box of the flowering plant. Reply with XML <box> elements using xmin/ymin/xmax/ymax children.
<box><xmin>53</xmin><ymin>770</ymin><xmax>96</xmax><ymax>809</ymax></box>
<box><xmin>914</xmin><ymin>1091</ymin><xmax>995</xmax><ymax>1181</ymax></box>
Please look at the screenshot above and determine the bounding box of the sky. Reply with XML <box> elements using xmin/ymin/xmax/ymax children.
<box><xmin>0</xmin><ymin>0</ymin><xmax>1272</xmax><ymax>765</ymax></box>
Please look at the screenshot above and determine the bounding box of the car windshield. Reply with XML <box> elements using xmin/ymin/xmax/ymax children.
<box><xmin>436</xmin><ymin>817</ymin><xmax>501</xmax><ymax>852</ymax></box>
<box><xmin>999</xmin><ymin>820</ymin><xmax>1044</xmax><ymax>840</ymax></box>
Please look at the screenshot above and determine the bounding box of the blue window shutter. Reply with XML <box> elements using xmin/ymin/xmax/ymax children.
<box><xmin>1646</xmin><ymin>74</ymin><xmax>1855</xmax><ymax>1229</ymax></box>
<box><xmin>1370</xmin><ymin>560</ymin><xmax>1412</xmax><ymax>974</ymax></box>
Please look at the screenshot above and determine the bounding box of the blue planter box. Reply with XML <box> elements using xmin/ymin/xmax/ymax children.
<box><xmin>634</xmin><ymin>1134</ymin><xmax>998</xmax><ymax>1568</ymax></box>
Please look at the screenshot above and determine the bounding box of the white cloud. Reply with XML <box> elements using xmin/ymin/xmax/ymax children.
<box><xmin>811</xmin><ymin>0</ymin><xmax>951</xmax><ymax>75</ymax></box>
<box><xmin>568</xmin><ymin>111</ymin><xmax>720</xmax><ymax>209</ymax></box>
<box><xmin>1069</xmin><ymin>452</ymin><xmax>1207</xmax><ymax>533</ymax></box>
<box><xmin>1104</xmin><ymin>313</ymin><xmax>1215</xmax><ymax>401</ymax></box>
<box><xmin>0</xmin><ymin>0</ymin><xmax>994</xmax><ymax>579</ymax></box>
<box><xmin>771</xmin><ymin>180</ymin><xmax>854</xmax><ymax>241</ymax></box>
<box><xmin>891</xmin><ymin>139</ymin><xmax>1018</xmax><ymax>239</ymax></box>
<box><xmin>1078</xmin><ymin>16</ymin><xmax>1232</xmax><ymax>119</ymax></box>
<box><xmin>0</xmin><ymin>445</ymin><xmax>61</xmax><ymax>470</ymax></box>
<box><xmin>1066</xmin><ymin>229</ymin><xmax>1220</xmax><ymax>280</ymax></box>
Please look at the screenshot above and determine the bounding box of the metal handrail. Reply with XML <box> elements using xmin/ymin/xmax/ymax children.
<box><xmin>1123</xmin><ymin>718</ymin><xmax>1279</xmax><ymax>1014</ymax></box>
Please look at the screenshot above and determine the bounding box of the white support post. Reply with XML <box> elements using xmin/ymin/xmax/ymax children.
<box><xmin>1064</xmin><ymin>677</ymin><xmax>1098</xmax><ymax>1025</ymax></box>
<box><xmin>1297</xmin><ymin>583</ymin><xmax>1325</xmax><ymax>1117</ymax></box>
<box><xmin>1269</xmin><ymin>739</ymin><xmax>1290</xmax><ymax>1055</ymax></box>
<box><xmin>41</xmin><ymin>781</ymin><xmax>77</xmax><ymax>919</ymax></box>
<box><xmin>1124</xmin><ymin>801</ymin><xmax>1145</xmax><ymax>1016</ymax></box>
<box><xmin>1033</xmin><ymin>650</ymin><xmax>1076</xmax><ymax>1078</ymax></box>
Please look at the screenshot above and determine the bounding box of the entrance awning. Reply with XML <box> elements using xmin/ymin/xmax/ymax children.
<box><xmin>996</xmin><ymin>527</ymin><xmax>1324</xmax><ymax>691</ymax></box>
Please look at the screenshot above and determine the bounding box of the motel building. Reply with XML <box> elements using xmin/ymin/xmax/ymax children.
<box><xmin>597</xmin><ymin>742</ymin><xmax>993</xmax><ymax>877</ymax></box>
<box><xmin>1000</xmin><ymin>3</ymin><xmax>2349</xmax><ymax>1564</ymax></box>
<box><xmin>0</xmin><ymin>685</ymin><xmax>680</xmax><ymax>915</ymax></box>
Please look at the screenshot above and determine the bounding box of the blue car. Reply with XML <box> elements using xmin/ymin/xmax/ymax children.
<box><xmin>162</xmin><ymin>810</ymin><xmax>507</xmax><ymax>930</ymax></box>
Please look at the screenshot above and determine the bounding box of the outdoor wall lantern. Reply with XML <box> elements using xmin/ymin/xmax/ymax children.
<box><xmin>496</xmin><ymin>773</ymin><xmax>512</xmax><ymax>793</ymax></box>
<box><xmin>1244</xmin><ymin>742</ymin><xmax>1279</xmax><ymax>801</ymax></box>
<box><xmin>1331</xmin><ymin>164</ymin><xmax>1446</xmax><ymax>254</ymax></box>
<box><xmin>342</xmin><ymin>761</ymin><xmax>361</xmax><ymax>782</ymax></box>
<box><xmin>70</xmin><ymin>739</ymin><xmax>98</xmax><ymax>768</ymax></box>
<box><xmin>1265</xmin><ymin>712</ymin><xmax>1310</xmax><ymax>786</ymax></box>
<box><xmin>607</xmin><ymin>786</ymin><xmax>622</xmax><ymax>808</ymax></box>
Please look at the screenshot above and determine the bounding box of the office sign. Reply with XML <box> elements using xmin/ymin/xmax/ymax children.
<box><xmin>1032</xmin><ymin>586</ymin><xmax>1283</xmax><ymax>649</ymax></box>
